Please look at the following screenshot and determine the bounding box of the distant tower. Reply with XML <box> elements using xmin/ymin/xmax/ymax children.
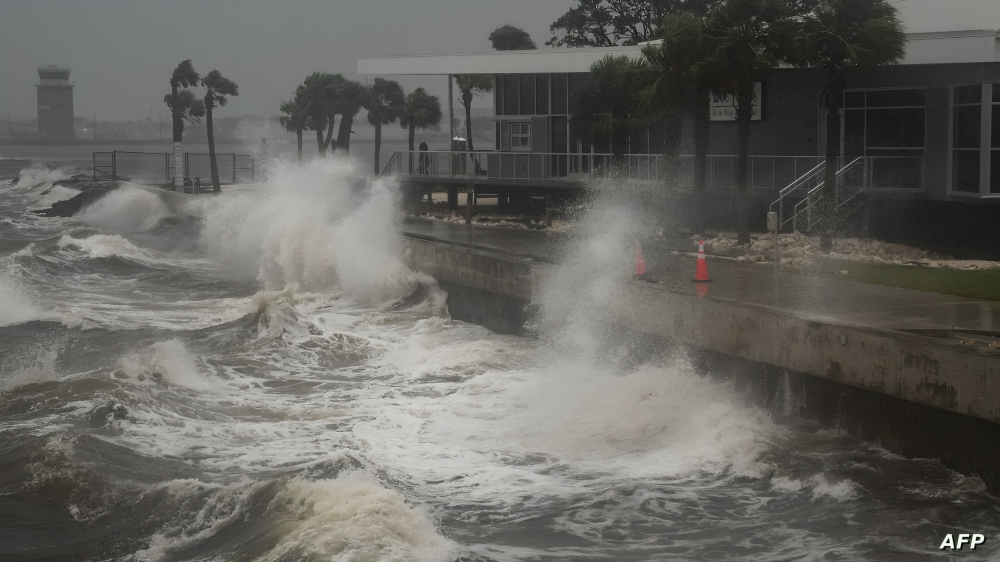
<box><xmin>36</xmin><ymin>66</ymin><xmax>75</xmax><ymax>140</ymax></box>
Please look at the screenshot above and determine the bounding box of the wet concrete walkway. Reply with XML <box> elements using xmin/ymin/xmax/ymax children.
<box><xmin>401</xmin><ymin>216</ymin><xmax>1000</xmax><ymax>332</ymax></box>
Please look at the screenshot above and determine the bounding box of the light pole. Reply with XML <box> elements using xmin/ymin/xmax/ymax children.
<box><xmin>93</xmin><ymin>113</ymin><xmax>97</xmax><ymax>140</ymax></box>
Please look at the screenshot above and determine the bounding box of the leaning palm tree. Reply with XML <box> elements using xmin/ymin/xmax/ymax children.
<box><xmin>799</xmin><ymin>0</ymin><xmax>906</xmax><ymax>248</ymax></box>
<box><xmin>163</xmin><ymin>88</ymin><xmax>205</xmax><ymax>189</ymax></box>
<box><xmin>454</xmin><ymin>75</ymin><xmax>494</xmax><ymax>152</ymax></box>
<box><xmin>399</xmin><ymin>88</ymin><xmax>442</xmax><ymax>173</ymax></box>
<box><xmin>279</xmin><ymin>86</ymin><xmax>310</xmax><ymax>162</ymax></box>
<box><xmin>168</xmin><ymin>60</ymin><xmax>200</xmax><ymax>191</ymax></box>
<box><xmin>703</xmin><ymin>0</ymin><xmax>799</xmax><ymax>244</ymax></box>
<box><xmin>570</xmin><ymin>54</ymin><xmax>653</xmax><ymax>162</ymax></box>
<box><xmin>202</xmin><ymin>70</ymin><xmax>239</xmax><ymax>192</ymax></box>
<box><xmin>330</xmin><ymin>76</ymin><xmax>365</xmax><ymax>154</ymax></box>
<box><xmin>644</xmin><ymin>12</ymin><xmax>725</xmax><ymax>191</ymax></box>
<box><xmin>362</xmin><ymin>78</ymin><xmax>406</xmax><ymax>176</ymax></box>
<box><xmin>300</xmin><ymin>72</ymin><xmax>336</xmax><ymax>156</ymax></box>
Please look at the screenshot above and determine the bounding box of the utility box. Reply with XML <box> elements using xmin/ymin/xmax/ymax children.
<box><xmin>767</xmin><ymin>211</ymin><xmax>778</xmax><ymax>233</ymax></box>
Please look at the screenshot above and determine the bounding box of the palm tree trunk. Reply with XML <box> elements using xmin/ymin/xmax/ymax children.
<box><xmin>693</xmin><ymin>84</ymin><xmax>711</xmax><ymax>192</ymax></box>
<box><xmin>735</xmin><ymin>84</ymin><xmax>754</xmax><ymax>245</ymax></box>
<box><xmin>296</xmin><ymin>129</ymin><xmax>303</xmax><ymax>161</ymax></box>
<box><xmin>206</xmin><ymin>102</ymin><xmax>221</xmax><ymax>192</ymax></box>
<box><xmin>464</xmin><ymin>100</ymin><xmax>474</xmax><ymax>152</ymax></box>
<box><xmin>408</xmin><ymin>124</ymin><xmax>415</xmax><ymax>174</ymax></box>
<box><xmin>322</xmin><ymin>117</ymin><xmax>336</xmax><ymax>154</ymax></box>
<box><xmin>316</xmin><ymin>128</ymin><xmax>325</xmax><ymax>156</ymax></box>
<box><xmin>374</xmin><ymin>121</ymin><xmax>382</xmax><ymax>176</ymax></box>
<box><xmin>171</xmin><ymin>82</ymin><xmax>183</xmax><ymax>191</ymax></box>
<box><xmin>336</xmin><ymin>114</ymin><xmax>354</xmax><ymax>153</ymax></box>
<box><xmin>820</xmin><ymin>85</ymin><xmax>842</xmax><ymax>250</ymax></box>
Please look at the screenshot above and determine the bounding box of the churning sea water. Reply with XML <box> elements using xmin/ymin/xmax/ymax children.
<box><xmin>2</xmin><ymin>156</ymin><xmax>1000</xmax><ymax>561</ymax></box>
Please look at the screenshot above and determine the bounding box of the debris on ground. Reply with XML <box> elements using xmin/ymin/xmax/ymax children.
<box><xmin>405</xmin><ymin>208</ymin><xmax>575</xmax><ymax>232</ymax></box>
<box><xmin>703</xmin><ymin>231</ymin><xmax>1000</xmax><ymax>271</ymax></box>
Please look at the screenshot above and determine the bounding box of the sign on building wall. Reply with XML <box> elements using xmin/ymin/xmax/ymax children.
<box><xmin>710</xmin><ymin>82</ymin><xmax>762</xmax><ymax>121</ymax></box>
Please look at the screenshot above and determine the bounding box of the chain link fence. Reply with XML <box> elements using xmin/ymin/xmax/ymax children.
<box><xmin>93</xmin><ymin>150</ymin><xmax>255</xmax><ymax>185</ymax></box>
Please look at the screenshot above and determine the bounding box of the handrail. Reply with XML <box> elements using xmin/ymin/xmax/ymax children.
<box><xmin>770</xmin><ymin>161</ymin><xmax>825</xmax><ymax>212</ymax></box>
<box><xmin>788</xmin><ymin>157</ymin><xmax>865</xmax><ymax>232</ymax></box>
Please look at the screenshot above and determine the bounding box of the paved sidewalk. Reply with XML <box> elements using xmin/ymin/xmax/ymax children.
<box><xmin>401</xmin><ymin>217</ymin><xmax>1000</xmax><ymax>331</ymax></box>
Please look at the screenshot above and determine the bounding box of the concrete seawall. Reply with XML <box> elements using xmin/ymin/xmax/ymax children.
<box><xmin>402</xmin><ymin>234</ymin><xmax>1000</xmax><ymax>490</ymax></box>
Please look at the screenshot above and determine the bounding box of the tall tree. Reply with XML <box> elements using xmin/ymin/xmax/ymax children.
<box><xmin>202</xmin><ymin>70</ymin><xmax>239</xmax><ymax>192</ymax></box>
<box><xmin>489</xmin><ymin>25</ymin><xmax>537</xmax><ymax>50</ymax></box>
<box><xmin>799</xmin><ymin>0</ymin><xmax>905</xmax><ymax>248</ymax></box>
<box><xmin>168</xmin><ymin>60</ymin><xmax>200</xmax><ymax>190</ymax></box>
<box><xmin>362</xmin><ymin>78</ymin><xmax>406</xmax><ymax>176</ymax></box>
<box><xmin>570</xmin><ymin>54</ymin><xmax>653</xmax><ymax>161</ymax></box>
<box><xmin>400</xmin><ymin>88</ymin><xmax>442</xmax><ymax>174</ymax></box>
<box><xmin>643</xmin><ymin>11</ymin><xmax>724</xmax><ymax>191</ymax></box>
<box><xmin>454</xmin><ymin>75</ymin><xmax>494</xmax><ymax>151</ymax></box>
<box><xmin>703</xmin><ymin>0</ymin><xmax>798</xmax><ymax>244</ymax></box>
<box><xmin>279</xmin><ymin>86</ymin><xmax>310</xmax><ymax>162</ymax></box>
<box><xmin>329</xmin><ymin>76</ymin><xmax>365</xmax><ymax>154</ymax></box>
<box><xmin>548</xmin><ymin>0</ymin><xmax>716</xmax><ymax>47</ymax></box>
<box><xmin>300</xmin><ymin>72</ymin><xmax>337</xmax><ymax>156</ymax></box>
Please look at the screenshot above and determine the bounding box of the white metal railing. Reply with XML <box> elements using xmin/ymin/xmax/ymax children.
<box><xmin>382</xmin><ymin>150</ymin><xmax>665</xmax><ymax>182</ymax></box>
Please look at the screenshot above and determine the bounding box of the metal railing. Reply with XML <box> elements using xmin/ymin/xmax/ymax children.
<box><xmin>775</xmin><ymin>155</ymin><xmax>924</xmax><ymax>232</ymax></box>
<box><xmin>92</xmin><ymin>150</ymin><xmax>255</xmax><ymax>185</ymax></box>
<box><xmin>382</xmin><ymin>150</ymin><xmax>665</xmax><ymax>182</ymax></box>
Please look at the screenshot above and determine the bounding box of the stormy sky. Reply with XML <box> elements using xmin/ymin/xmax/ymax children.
<box><xmin>1</xmin><ymin>0</ymin><xmax>997</xmax><ymax>122</ymax></box>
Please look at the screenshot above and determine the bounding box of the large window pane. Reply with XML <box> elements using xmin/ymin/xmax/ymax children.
<box><xmin>991</xmin><ymin>151</ymin><xmax>1000</xmax><ymax>193</ymax></box>
<box><xmin>551</xmin><ymin>116</ymin><xmax>568</xmax><ymax>153</ymax></box>
<box><xmin>866</xmin><ymin>108</ymin><xmax>925</xmax><ymax>148</ymax></box>
<box><xmin>844</xmin><ymin>91</ymin><xmax>865</xmax><ymax>108</ymax></box>
<box><xmin>536</xmin><ymin>74</ymin><xmax>549</xmax><ymax>115</ymax></box>
<box><xmin>955</xmin><ymin>85</ymin><xmax>982</xmax><ymax>105</ymax></box>
<box><xmin>519</xmin><ymin>74</ymin><xmax>536</xmax><ymax>115</ymax></box>
<box><xmin>568</xmin><ymin>73</ymin><xmax>587</xmax><ymax>114</ymax></box>
<box><xmin>551</xmin><ymin>74</ymin><xmax>568</xmax><ymax>114</ymax></box>
<box><xmin>953</xmin><ymin>150</ymin><xmax>981</xmax><ymax>192</ymax></box>
<box><xmin>993</xmin><ymin>104</ymin><xmax>1000</xmax><ymax>148</ymax></box>
<box><xmin>844</xmin><ymin>110</ymin><xmax>865</xmax><ymax>155</ymax></box>
<box><xmin>866</xmin><ymin>89</ymin><xmax>925</xmax><ymax>107</ymax></box>
<box><xmin>503</xmin><ymin>74</ymin><xmax>519</xmax><ymax>116</ymax></box>
<box><xmin>994</xmin><ymin>83</ymin><xmax>1000</xmax><ymax>103</ymax></box>
<box><xmin>494</xmin><ymin>75</ymin><xmax>503</xmax><ymax>115</ymax></box>
<box><xmin>954</xmin><ymin>105</ymin><xmax>982</xmax><ymax>148</ymax></box>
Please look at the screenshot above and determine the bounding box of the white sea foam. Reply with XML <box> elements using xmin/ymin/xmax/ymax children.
<box><xmin>0</xmin><ymin>275</ymin><xmax>48</xmax><ymax>327</ymax></box>
<box><xmin>57</xmin><ymin>233</ymin><xmax>155</xmax><ymax>261</ymax></box>
<box><xmin>118</xmin><ymin>340</ymin><xmax>216</xmax><ymax>393</ymax></box>
<box><xmin>32</xmin><ymin>185</ymin><xmax>81</xmax><ymax>209</ymax></box>
<box><xmin>200</xmin><ymin>158</ymin><xmax>427</xmax><ymax>305</ymax></box>
<box><xmin>76</xmin><ymin>185</ymin><xmax>171</xmax><ymax>233</ymax></box>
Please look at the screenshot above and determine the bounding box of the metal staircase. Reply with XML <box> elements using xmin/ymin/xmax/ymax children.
<box><xmin>769</xmin><ymin>157</ymin><xmax>869</xmax><ymax>233</ymax></box>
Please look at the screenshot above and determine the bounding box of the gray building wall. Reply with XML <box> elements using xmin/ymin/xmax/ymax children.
<box><xmin>36</xmin><ymin>85</ymin><xmax>75</xmax><ymax>140</ymax></box>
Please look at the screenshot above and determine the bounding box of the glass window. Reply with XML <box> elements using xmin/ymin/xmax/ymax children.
<box><xmin>994</xmin><ymin>83</ymin><xmax>1000</xmax><ymax>103</ymax></box>
<box><xmin>536</xmin><ymin>74</ymin><xmax>549</xmax><ymax>115</ymax></box>
<box><xmin>992</xmin><ymin>105</ymin><xmax>1000</xmax><ymax>148</ymax></box>
<box><xmin>954</xmin><ymin>150</ymin><xmax>981</xmax><ymax>192</ymax></box>
<box><xmin>511</xmin><ymin>122</ymin><xmax>531</xmax><ymax>150</ymax></box>
<box><xmin>503</xmin><ymin>75</ymin><xmax>519</xmax><ymax>116</ymax></box>
<box><xmin>551</xmin><ymin>116</ymin><xmax>567</xmax><ymax>153</ymax></box>
<box><xmin>955</xmin><ymin>85</ymin><xmax>982</xmax><ymax>105</ymax></box>
<box><xmin>866</xmin><ymin>89</ymin><xmax>925</xmax><ymax>108</ymax></box>
<box><xmin>991</xmin><ymin>151</ymin><xmax>1000</xmax><ymax>193</ymax></box>
<box><xmin>551</xmin><ymin>74</ymin><xmax>568</xmax><ymax>114</ymax></box>
<box><xmin>844</xmin><ymin>91</ymin><xmax>865</xmax><ymax>108</ymax></box>
<box><xmin>519</xmin><ymin>75</ymin><xmax>535</xmax><ymax>115</ymax></box>
<box><xmin>953</xmin><ymin>105</ymin><xmax>981</xmax><ymax>149</ymax></box>
<box><xmin>866</xmin><ymin>108</ymin><xmax>925</xmax><ymax>148</ymax></box>
<box><xmin>568</xmin><ymin>73</ymin><xmax>587</xmax><ymax>114</ymax></box>
<box><xmin>494</xmin><ymin>75</ymin><xmax>503</xmax><ymax>116</ymax></box>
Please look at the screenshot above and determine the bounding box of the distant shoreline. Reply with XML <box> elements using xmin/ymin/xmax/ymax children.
<box><xmin>0</xmin><ymin>138</ymin><xmax>242</xmax><ymax>146</ymax></box>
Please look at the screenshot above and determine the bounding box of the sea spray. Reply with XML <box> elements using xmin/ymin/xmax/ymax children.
<box><xmin>76</xmin><ymin>185</ymin><xmax>172</xmax><ymax>233</ymax></box>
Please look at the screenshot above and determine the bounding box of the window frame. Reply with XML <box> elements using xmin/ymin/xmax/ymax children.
<box><xmin>510</xmin><ymin>121</ymin><xmax>532</xmax><ymax>151</ymax></box>
<box><xmin>948</xmin><ymin>83</ymin><xmax>997</xmax><ymax>197</ymax></box>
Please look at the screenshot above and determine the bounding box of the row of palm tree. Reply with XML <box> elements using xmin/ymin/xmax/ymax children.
<box><xmin>573</xmin><ymin>0</ymin><xmax>905</xmax><ymax>244</ymax></box>
<box><xmin>278</xmin><ymin>74</ymin><xmax>445</xmax><ymax>175</ymax></box>
<box><xmin>164</xmin><ymin>60</ymin><xmax>239</xmax><ymax>192</ymax></box>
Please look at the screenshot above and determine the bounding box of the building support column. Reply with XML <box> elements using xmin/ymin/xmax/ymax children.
<box><xmin>447</xmin><ymin>185</ymin><xmax>458</xmax><ymax>209</ymax></box>
<box><xmin>448</xmin><ymin>74</ymin><xmax>454</xmax><ymax>150</ymax></box>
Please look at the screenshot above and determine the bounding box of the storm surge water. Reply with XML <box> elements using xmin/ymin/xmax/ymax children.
<box><xmin>3</xmin><ymin>157</ymin><xmax>1000</xmax><ymax>561</ymax></box>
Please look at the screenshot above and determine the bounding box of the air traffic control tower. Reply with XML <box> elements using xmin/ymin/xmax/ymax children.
<box><xmin>36</xmin><ymin>66</ymin><xmax>75</xmax><ymax>140</ymax></box>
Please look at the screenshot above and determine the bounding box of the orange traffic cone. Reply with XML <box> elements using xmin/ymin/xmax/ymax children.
<box><xmin>692</xmin><ymin>240</ymin><xmax>712</xmax><ymax>283</ymax></box>
<box><xmin>634</xmin><ymin>241</ymin><xmax>647</xmax><ymax>277</ymax></box>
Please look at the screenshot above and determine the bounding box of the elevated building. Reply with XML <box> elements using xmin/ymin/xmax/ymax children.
<box><xmin>36</xmin><ymin>66</ymin><xmax>75</xmax><ymax>140</ymax></box>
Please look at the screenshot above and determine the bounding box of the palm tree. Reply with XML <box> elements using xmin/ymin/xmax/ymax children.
<box><xmin>399</xmin><ymin>88</ymin><xmax>442</xmax><ymax>173</ymax></box>
<box><xmin>279</xmin><ymin>86</ymin><xmax>310</xmax><ymax>162</ymax></box>
<box><xmin>202</xmin><ymin>70</ymin><xmax>239</xmax><ymax>192</ymax></box>
<box><xmin>799</xmin><ymin>0</ymin><xmax>905</xmax><ymax>248</ymax></box>
<box><xmin>643</xmin><ymin>11</ymin><xmax>724</xmax><ymax>191</ymax></box>
<box><xmin>300</xmin><ymin>72</ymin><xmax>336</xmax><ymax>156</ymax></box>
<box><xmin>168</xmin><ymin>60</ymin><xmax>200</xmax><ymax>190</ymax></box>
<box><xmin>454</xmin><ymin>75</ymin><xmax>493</xmax><ymax>151</ymax></box>
<box><xmin>703</xmin><ymin>0</ymin><xmax>799</xmax><ymax>244</ymax></box>
<box><xmin>163</xmin><ymin>89</ymin><xmax>205</xmax><ymax>189</ymax></box>
<box><xmin>570</xmin><ymin>54</ymin><xmax>653</xmax><ymax>162</ymax></box>
<box><xmin>362</xmin><ymin>78</ymin><xmax>406</xmax><ymax>176</ymax></box>
<box><xmin>330</xmin><ymin>76</ymin><xmax>365</xmax><ymax>154</ymax></box>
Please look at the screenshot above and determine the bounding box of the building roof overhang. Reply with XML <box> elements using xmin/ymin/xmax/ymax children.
<box><xmin>357</xmin><ymin>30</ymin><xmax>999</xmax><ymax>76</ymax></box>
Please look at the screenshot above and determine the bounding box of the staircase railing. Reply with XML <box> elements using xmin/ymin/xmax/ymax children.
<box><xmin>790</xmin><ymin>157</ymin><xmax>866</xmax><ymax>233</ymax></box>
<box><xmin>769</xmin><ymin>160</ymin><xmax>827</xmax><ymax>231</ymax></box>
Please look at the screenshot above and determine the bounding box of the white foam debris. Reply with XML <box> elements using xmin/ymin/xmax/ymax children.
<box><xmin>705</xmin><ymin>232</ymin><xmax>1000</xmax><ymax>270</ymax></box>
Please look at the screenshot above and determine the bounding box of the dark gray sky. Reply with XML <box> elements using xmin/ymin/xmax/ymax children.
<box><xmin>0</xmin><ymin>0</ymin><xmax>574</xmax><ymax>121</ymax></box>
<box><xmin>1</xmin><ymin>0</ymin><xmax>995</xmax><ymax>121</ymax></box>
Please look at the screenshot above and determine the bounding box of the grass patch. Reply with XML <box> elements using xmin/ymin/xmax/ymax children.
<box><xmin>833</xmin><ymin>262</ymin><xmax>1000</xmax><ymax>301</ymax></box>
